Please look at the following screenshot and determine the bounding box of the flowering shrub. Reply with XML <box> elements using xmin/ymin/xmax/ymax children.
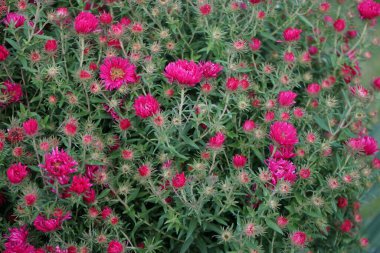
<box><xmin>0</xmin><ymin>0</ymin><xmax>380</xmax><ymax>252</ymax></box>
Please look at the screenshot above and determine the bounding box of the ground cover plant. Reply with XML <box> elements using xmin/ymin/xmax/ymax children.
<box><xmin>1</xmin><ymin>0</ymin><xmax>380</xmax><ymax>252</ymax></box>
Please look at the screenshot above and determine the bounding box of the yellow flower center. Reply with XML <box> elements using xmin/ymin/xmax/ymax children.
<box><xmin>110</xmin><ymin>67</ymin><xmax>125</xmax><ymax>81</ymax></box>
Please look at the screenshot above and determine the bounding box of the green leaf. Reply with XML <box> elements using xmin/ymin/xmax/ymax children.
<box><xmin>97</xmin><ymin>189</ymin><xmax>110</xmax><ymax>200</ymax></box>
<box><xmin>5</xmin><ymin>38</ymin><xmax>20</xmax><ymax>50</ymax></box>
<box><xmin>314</xmin><ymin>116</ymin><xmax>330</xmax><ymax>131</ymax></box>
<box><xmin>180</xmin><ymin>236</ymin><xmax>194</xmax><ymax>253</ymax></box>
<box><xmin>265</xmin><ymin>218</ymin><xmax>283</xmax><ymax>235</ymax></box>
<box><xmin>253</xmin><ymin>148</ymin><xmax>264</xmax><ymax>163</ymax></box>
<box><xmin>186</xmin><ymin>219</ymin><xmax>197</xmax><ymax>240</ymax></box>
<box><xmin>298</xmin><ymin>15</ymin><xmax>314</xmax><ymax>28</ymax></box>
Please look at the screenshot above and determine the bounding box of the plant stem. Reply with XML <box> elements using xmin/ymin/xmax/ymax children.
<box><xmin>178</xmin><ymin>87</ymin><xmax>185</xmax><ymax>123</ymax></box>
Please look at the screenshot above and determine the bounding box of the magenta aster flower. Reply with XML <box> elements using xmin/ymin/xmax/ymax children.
<box><xmin>6</xmin><ymin>163</ymin><xmax>28</xmax><ymax>184</ymax></box>
<box><xmin>4</xmin><ymin>12</ymin><xmax>26</xmax><ymax>28</ymax></box>
<box><xmin>74</xmin><ymin>12</ymin><xmax>99</xmax><ymax>34</ymax></box>
<box><xmin>172</xmin><ymin>172</ymin><xmax>187</xmax><ymax>188</ymax></box>
<box><xmin>267</xmin><ymin>158</ymin><xmax>297</xmax><ymax>185</ymax></box>
<box><xmin>357</xmin><ymin>0</ymin><xmax>380</xmax><ymax>20</ymax></box>
<box><xmin>100</xmin><ymin>57</ymin><xmax>139</xmax><ymax>90</ymax></box>
<box><xmin>199</xmin><ymin>61</ymin><xmax>223</xmax><ymax>79</ymax></box>
<box><xmin>69</xmin><ymin>175</ymin><xmax>92</xmax><ymax>195</ymax></box>
<box><xmin>133</xmin><ymin>94</ymin><xmax>160</xmax><ymax>119</ymax></box>
<box><xmin>208</xmin><ymin>131</ymin><xmax>226</xmax><ymax>150</ymax></box>
<box><xmin>164</xmin><ymin>59</ymin><xmax>203</xmax><ymax>87</ymax></box>
<box><xmin>269</xmin><ymin>121</ymin><xmax>298</xmax><ymax>146</ymax></box>
<box><xmin>277</xmin><ymin>90</ymin><xmax>297</xmax><ymax>107</ymax></box>
<box><xmin>347</xmin><ymin>136</ymin><xmax>378</xmax><ymax>155</ymax></box>
<box><xmin>290</xmin><ymin>231</ymin><xmax>307</xmax><ymax>247</ymax></box>
<box><xmin>283</xmin><ymin>27</ymin><xmax>302</xmax><ymax>42</ymax></box>
<box><xmin>39</xmin><ymin>148</ymin><xmax>78</xmax><ymax>185</ymax></box>
<box><xmin>1</xmin><ymin>80</ymin><xmax>23</xmax><ymax>107</ymax></box>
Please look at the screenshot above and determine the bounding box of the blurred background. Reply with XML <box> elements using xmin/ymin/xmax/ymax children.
<box><xmin>359</xmin><ymin>27</ymin><xmax>380</xmax><ymax>252</ymax></box>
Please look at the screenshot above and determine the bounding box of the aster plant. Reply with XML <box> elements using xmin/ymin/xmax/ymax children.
<box><xmin>0</xmin><ymin>0</ymin><xmax>380</xmax><ymax>252</ymax></box>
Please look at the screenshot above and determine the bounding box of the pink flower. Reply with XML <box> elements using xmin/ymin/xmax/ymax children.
<box><xmin>4</xmin><ymin>12</ymin><xmax>26</xmax><ymax>28</ymax></box>
<box><xmin>306</xmin><ymin>83</ymin><xmax>321</xmax><ymax>96</ymax></box>
<box><xmin>290</xmin><ymin>231</ymin><xmax>307</xmax><ymax>247</ymax></box>
<box><xmin>269</xmin><ymin>121</ymin><xmax>298</xmax><ymax>146</ymax></box>
<box><xmin>360</xmin><ymin>238</ymin><xmax>369</xmax><ymax>248</ymax></box>
<box><xmin>266</xmin><ymin>158</ymin><xmax>297</xmax><ymax>185</ymax></box>
<box><xmin>33</xmin><ymin>213</ymin><xmax>70</xmax><ymax>233</ymax></box>
<box><xmin>347</xmin><ymin>136</ymin><xmax>378</xmax><ymax>155</ymax></box>
<box><xmin>7</xmin><ymin>163</ymin><xmax>28</xmax><ymax>184</ymax></box>
<box><xmin>340</xmin><ymin>219</ymin><xmax>353</xmax><ymax>233</ymax></box>
<box><xmin>199</xmin><ymin>4</ymin><xmax>212</xmax><ymax>15</ymax></box>
<box><xmin>299</xmin><ymin>168</ymin><xmax>311</xmax><ymax>179</ymax></box>
<box><xmin>99</xmin><ymin>12</ymin><xmax>113</xmax><ymax>24</ymax></box>
<box><xmin>164</xmin><ymin>59</ymin><xmax>202</xmax><ymax>87</ymax></box>
<box><xmin>350</xmin><ymin>85</ymin><xmax>369</xmax><ymax>99</ymax></box>
<box><xmin>4</xmin><ymin>226</ymin><xmax>35</xmax><ymax>253</ymax></box>
<box><xmin>249</xmin><ymin>38</ymin><xmax>262</xmax><ymax>51</ymax></box>
<box><xmin>133</xmin><ymin>94</ymin><xmax>160</xmax><ymax>119</ymax></box>
<box><xmin>208</xmin><ymin>131</ymin><xmax>226</xmax><ymax>150</ymax></box>
<box><xmin>172</xmin><ymin>172</ymin><xmax>186</xmax><ymax>188</ymax></box>
<box><xmin>23</xmin><ymin>118</ymin><xmax>39</xmax><ymax>136</ymax></box>
<box><xmin>24</xmin><ymin>193</ymin><xmax>37</xmax><ymax>206</ymax></box>
<box><xmin>283</xmin><ymin>27</ymin><xmax>302</xmax><ymax>42</ymax></box>
<box><xmin>1</xmin><ymin>81</ymin><xmax>23</xmax><ymax>107</ymax></box>
<box><xmin>373</xmin><ymin>77</ymin><xmax>380</xmax><ymax>90</ymax></box>
<box><xmin>0</xmin><ymin>45</ymin><xmax>9</xmax><ymax>61</ymax></box>
<box><xmin>277</xmin><ymin>216</ymin><xmax>288</xmax><ymax>228</ymax></box>
<box><xmin>333</xmin><ymin>19</ymin><xmax>346</xmax><ymax>32</ymax></box>
<box><xmin>283</xmin><ymin>51</ymin><xmax>295</xmax><ymax>63</ymax></box>
<box><xmin>39</xmin><ymin>148</ymin><xmax>78</xmax><ymax>185</ymax></box>
<box><xmin>199</xmin><ymin>61</ymin><xmax>223</xmax><ymax>79</ymax></box>
<box><xmin>69</xmin><ymin>175</ymin><xmax>92</xmax><ymax>195</ymax></box>
<box><xmin>74</xmin><ymin>12</ymin><xmax>99</xmax><ymax>34</ymax></box>
<box><xmin>226</xmin><ymin>77</ymin><xmax>240</xmax><ymax>91</ymax></box>
<box><xmin>107</xmin><ymin>241</ymin><xmax>124</xmax><ymax>253</ymax></box>
<box><xmin>232</xmin><ymin>154</ymin><xmax>247</xmax><ymax>168</ymax></box>
<box><xmin>373</xmin><ymin>157</ymin><xmax>380</xmax><ymax>169</ymax></box>
<box><xmin>242</xmin><ymin>120</ymin><xmax>256</xmax><ymax>132</ymax></box>
<box><xmin>269</xmin><ymin>144</ymin><xmax>296</xmax><ymax>159</ymax></box>
<box><xmin>358</xmin><ymin>0</ymin><xmax>380</xmax><ymax>20</ymax></box>
<box><xmin>337</xmin><ymin>197</ymin><xmax>348</xmax><ymax>208</ymax></box>
<box><xmin>138</xmin><ymin>164</ymin><xmax>151</xmax><ymax>177</ymax></box>
<box><xmin>100</xmin><ymin>57</ymin><xmax>139</xmax><ymax>90</ymax></box>
<box><xmin>44</xmin><ymin>40</ymin><xmax>58</xmax><ymax>52</ymax></box>
<box><xmin>277</xmin><ymin>91</ymin><xmax>297</xmax><ymax>107</ymax></box>
<box><xmin>119</xmin><ymin>118</ymin><xmax>131</xmax><ymax>131</ymax></box>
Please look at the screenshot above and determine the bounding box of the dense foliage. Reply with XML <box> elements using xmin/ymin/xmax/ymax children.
<box><xmin>1</xmin><ymin>0</ymin><xmax>380</xmax><ymax>252</ymax></box>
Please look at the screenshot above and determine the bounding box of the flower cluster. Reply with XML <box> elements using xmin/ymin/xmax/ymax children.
<box><xmin>0</xmin><ymin>1</ymin><xmax>379</xmax><ymax>252</ymax></box>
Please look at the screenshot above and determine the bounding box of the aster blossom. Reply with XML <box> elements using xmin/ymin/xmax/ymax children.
<box><xmin>267</xmin><ymin>158</ymin><xmax>297</xmax><ymax>185</ymax></box>
<box><xmin>269</xmin><ymin>121</ymin><xmax>299</xmax><ymax>146</ymax></box>
<box><xmin>33</xmin><ymin>212</ymin><xmax>71</xmax><ymax>233</ymax></box>
<box><xmin>1</xmin><ymin>80</ymin><xmax>23</xmax><ymax>107</ymax></box>
<box><xmin>0</xmin><ymin>45</ymin><xmax>9</xmax><ymax>61</ymax></box>
<box><xmin>347</xmin><ymin>136</ymin><xmax>378</xmax><ymax>155</ymax></box>
<box><xmin>133</xmin><ymin>94</ymin><xmax>160</xmax><ymax>119</ymax></box>
<box><xmin>283</xmin><ymin>27</ymin><xmax>303</xmax><ymax>42</ymax></box>
<box><xmin>199</xmin><ymin>61</ymin><xmax>223</xmax><ymax>79</ymax></box>
<box><xmin>164</xmin><ymin>59</ymin><xmax>203</xmax><ymax>87</ymax></box>
<box><xmin>208</xmin><ymin>131</ymin><xmax>226</xmax><ymax>150</ymax></box>
<box><xmin>4</xmin><ymin>12</ymin><xmax>26</xmax><ymax>28</ymax></box>
<box><xmin>172</xmin><ymin>172</ymin><xmax>187</xmax><ymax>188</ymax></box>
<box><xmin>277</xmin><ymin>90</ymin><xmax>297</xmax><ymax>107</ymax></box>
<box><xmin>39</xmin><ymin>148</ymin><xmax>78</xmax><ymax>185</ymax></box>
<box><xmin>7</xmin><ymin>163</ymin><xmax>29</xmax><ymax>184</ymax></box>
<box><xmin>100</xmin><ymin>57</ymin><xmax>139</xmax><ymax>90</ymax></box>
<box><xmin>74</xmin><ymin>12</ymin><xmax>99</xmax><ymax>34</ymax></box>
<box><xmin>357</xmin><ymin>0</ymin><xmax>380</xmax><ymax>20</ymax></box>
